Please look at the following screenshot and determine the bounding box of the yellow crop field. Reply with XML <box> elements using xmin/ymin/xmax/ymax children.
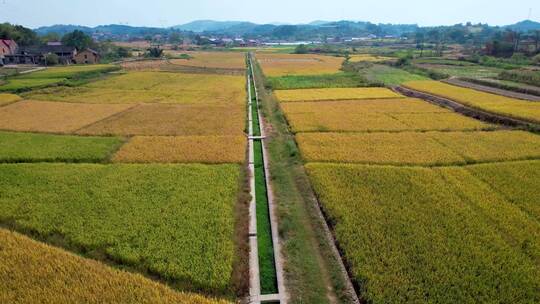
<box><xmin>169</xmin><ymin>51</ymin><xmax>246</xmax><ymax>70</ymax></box>
<box><xmin>0</xmin><ymin>93</ymin><xmax>22</xmax><ymax>105</ymax></box>
<box><xmin>0</xmin><ymin>229</ymin><xmax>231</xmax><ymax>304</ymax></box>
<box><xmin>78</xmin><ymin>104</ymin><xmax>245</xmax><ymax>136</ymax></box>
<box><xmin>26</xmin><ymin>72</ymin><xmax>246</xmax><ymax>105</ymax></box>
<box><xmin>0</xmin><ymin>100</ymin><xmax>134</xmax><ymax>133</ymax></box>
<box><xmin>297</xmin><ymin>131</ymin><xmax>540</xmax><ymax>165</ymax></box>
<box><xmin>120</xmin><ymin>59</ymin><xmax>171</xmax><ymax>71</ymax></box>
<box><xmin>297</xmin><ymin>132</ymin><xmax>465</xmax><ymax>165</ymax></box>
<box><xmin>281</xmin><ymin>99</ymin><xmax>492</xmax><ymax>132</ymax></box>
<box><xmin>275</xmin><ymin>87</ymin><xmax>402</xmax><ymax>102</ymax></box>
<box><xmin>403</xmin><ymin>80</ymin><xmax>540</xmax><ymax>124</ymax></box>
<box><xmin>113</xmin><ymin>136</ymin><xmax>246</xmax><ymax>163</ymax></box>
<box><xmin>257</xmin><ymin>53</ymin><xmax>345</xmax><ymax>76</ymax></box>
<box><xmin>349</xmin><ymin>54</ymin><xmax>394</xmax><ymax>62</ymax></box>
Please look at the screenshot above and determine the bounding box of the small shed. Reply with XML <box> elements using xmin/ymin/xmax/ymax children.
<box><xmin>74</xmin><ymin>49</ymin><xmax>100</xmax><ymax>64</ymax></box>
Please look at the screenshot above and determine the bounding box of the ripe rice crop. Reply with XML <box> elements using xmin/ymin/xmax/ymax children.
<box><xmin>0</xmin><ymin>131</ymin><xmax>123</xmax><ymax>163</ymax></box>
<box><xmin>0</xmin><ymin>163</ymin><xmax>241</xmax><ymax>294</ymax></box>
<box><xmin>306</xmin><ymin>162</ymin><xmax>540</xmax><ymax>303</ymax></box>
<box><xmin>280</xmin><ymin>99</ymin><xmax>492</xmax><ymax>132</ymax></box>
<box><xmin>169</xmin><ymin>51</ymin><xmax>246</xmax><ymax>70</ymax></box>
<box><xmin>348</xmin><ymin>54</ymin><xmax>394</xmax><ymax>63</ymax></box>
<box><xmin>0</xmin><ymin>93</ymin><xmax>22</xmax><ymax>105</ymax></box>
<box><xmin>0</xmin><ymin>100</ymin><xmax>134</xmax><ymax>133</ymax></box>
<box><xmin>275</xmin><ymin>87</ymin><xmax>402</xmax><ymax>102</ymax></box>
<box><xmin>257</xmin><ymin>53</ymin><xmax>344</xmax><ymax>76</ymax></box>
<box><xmin>77</xmin><ymin>104</ymin><xmax>245</xmax><ymax>136</ymax></box>
<box><xmin>403</xmin><ymin>80</ymin><xmax>540</xmax><ymax>124</ymax></box>
<box><xmin>120</xmin><ymin>59</ymin><xmax>171</xmax><ymax>71</ymax></box>
<box><xmin>0</xmin><ymin>229</ymin><xmax>232</xmax><ymax>304</ymax></box>
<box><xmin>113</xmin><ymin>136</ymin><xmax>246</xmax><ymax>164</ymax></box>
<box><xmin>26</xmin><ymin>72</ymin><xmax>246</xmax><ymax>105</ymax></box>
<box><xmin>267</xmin><ymin>73</ymin><xmax>369</xmax><ymax>90</ymax></box>
<box><xmin>297</xmin><ymin>131</ymin><xmax>540</xmax><ymax>165</ymax></box>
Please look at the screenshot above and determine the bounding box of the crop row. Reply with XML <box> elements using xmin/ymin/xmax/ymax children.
<box><xmin>275</xmin><ymin>87</ymin><xmax>402</xmax><ymax>102</ymax></box>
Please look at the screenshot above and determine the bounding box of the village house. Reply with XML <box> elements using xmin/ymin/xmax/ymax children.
<box><xmin>74</xmin><ymin>49</ymin><xmax>100</xmax><ymax>64</ymax></box>
<box><xmin>0</xmin><ymin>39</ymin><xmax>18</xmax><ymax>66</ymax></box>
<box><xmin>4</xmin><ymin>42</ymin><xmax>77</xmax><ymax>65</ymax></box>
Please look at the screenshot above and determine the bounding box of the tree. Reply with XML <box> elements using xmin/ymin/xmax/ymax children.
<box><xmin>169</xmin><ymin>32</ymin><xmax>182</xmax><ymax>44</ymax></box>
<box><xmin>415</xmin><ymin>32</ymin><xmax>425</xmax><ymax>57</ymax></box>
<box><xmin>0</xmin><ymin>23</ymin><xmax>39</xmax><ymax>46</ymax></box>
<box><xmin>62</xmin><ymin>30</ymin><xmax>94</xmax><ymax>50</ymax></box>
<box><xmin>145</xmin><ymin>47</ymin><xmax>163</xmax><ymax>58</ymax></box>
<box><xmin>44</xmin><ymin>53</ymin><xmax>59</xmax><ymax>65</ymax></box>
<box><xmin>294</xmin><ymin>44</ymin><xmax>309</xmax><ymax>54</ymax></box>
<box><xmin>40</xmin><ymin>32</ymin><xmax>61</xmax><ymax>44</ymax></box>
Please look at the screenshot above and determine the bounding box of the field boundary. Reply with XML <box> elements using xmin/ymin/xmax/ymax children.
<box><xmin>442</xmin><ymin>78</ymin><xmax>540</xmax><ymax>102</ymax></box>
<box><xmin>394</xmin><ymin>86</ymin><xmax>540</xmax><ymax>132</ymax></box>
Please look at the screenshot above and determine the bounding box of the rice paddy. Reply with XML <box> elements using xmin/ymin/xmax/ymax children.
<box><xmin>0</xmin><ymin>93</ymin><xmax>22</xmax><ymax>105</ymax></box>
<box><xmin>169</xmin><ymin>51</ymin><xmax>246</xmax><ymax>70</ymax></box>
<box><xmin>403</xmin><ymin>80</ymin><xmax>540</xmax><ymax>124</ymax></box>
<box><xmin>275</xmin><ymin>87</ymin><xmax>402</xmax><ymax>102</ymax></box>
<box><xmin>256</xmin><ymin>53</ymin><xmax>345</xmax><ymax>76</ymax></box>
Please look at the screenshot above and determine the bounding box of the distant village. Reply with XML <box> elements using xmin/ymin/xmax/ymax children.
<box><xmin>1</xmin><ymin>39</ymin><xmax>100</xmax><ymax>66</ymax></box>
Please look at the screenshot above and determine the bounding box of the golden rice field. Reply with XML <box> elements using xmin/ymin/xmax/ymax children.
<box><xmin>0</xmin><ymin>229</ymin><xmax>231</xmax><ymax>304</ymax></box>
<box><xmin>169</xmin><ymin>51</ymin><xmax>246</xmax><ymax>70</ymax></box>
<box><xmin>120</xmin><ymin>59</ymin><xmax>171</xmax><ymax>71</ymax></box>
<box><xmin>0</xmin><ymin>100</ymin><xmax>134</xmax><ymax>134</ymax></box>
<box><xmin>305</xmin><ymin>161</ymin><xmax>540</xmax><ymax>303</ymax></box>
<box><xmin>348</xmin><ymin>54</ymin><xmax>394</xmax><ymax>63</ymax></box>
<box><xmin>113</xmin><ymin>136</ymin><xmax>246</xmax><ymax>163</ymax></box>
<box><xmin>296</xmin><ymin>131</ymin><xmax>540</xmax><ymax>165</ymax></box>
<box><xmin>0</xmin><ymin>93</ymin><xmax>21</xmax><ymax>105</ymax></box>
<box><xmin>281</xmin><ymin>99</ymin><xmax>493</xmax><ymax>132</ymax></box>
<box><xmin>77</xmin><ymin>103</ymin><xmax>245</xmax><ymax>136</ymax></box>
<box><xmin>403</xmin><ymin>80</ymin><xmax>540</xmax><ymax>124</ymax></box>
<box><xmin>275</xmin><ymin>87</ymin><xmax>402</xmax><ymax>102</ymax></box>
<box><xmin>26</xmin><ymin>72</ymin><xmax>246</xmax><ymax>105</ymax></box>
<box><xmin>257</xmin><ymin>53</ymin><xmax>345</xmax><ymax>76</ymax></box>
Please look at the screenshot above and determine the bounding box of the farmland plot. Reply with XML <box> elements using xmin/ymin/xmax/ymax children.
<box><xmin>275</xmin><ymin>87</ymin><xmax>402</xmax><ymax>102</ymax></box>
<box><xmin>403</xmin><ymin>80</ymin><xmax>540</xmax><ymax>124</ymax></box>
<box><xmin>169</xmin><ymin>51</ymin><xmax>246</xmax><ymax>70</ymax></box>
<box><xmin>0</xmin><ymin>131</ymin><xmax>123</xmax><ymax>163</ymax></box>
<box><xmin>306</xmin><ymin>162</ymin><xmax>540</xmax><ymax>303</ymax></box>
<box><xmin>297</xmin><ymin>131</ymin><xmax>540</xmax><ymax>165</ymax></box>
<box><xmin>257</xmin><ymin>53</ymin><xmax>344</xmax><ymax>76</ymax></box>
<box><xmin>0</xmin><ymin>163</ymin><xmax>241</xmax><ymax>294</ymax></box>
<box><xmin>0</xmin><ymin>93</ymin><xmax>21</xmax><ymax>106</ymax></box>
<box><xmin>0</xmin><ymin>100</ymin><xmax>134</xmax><ymax>134</ymax></box>
<box><xmin>77</xmin><ymin>104</ymin><xmax>245</xmax><ymax>136</ymax></box>
<box><xmin>281</xmin><ymin>99</ymin><xmax>492</xmax><ymax>132</ymax></box>
<box><xmin>0</xmin><ymin>229</ymin><xmax>231</xmax><ymax>304</ymax></box>
<box><xmin>26</xmin><ymin>72</ymin><xmax>246</xmax><ymax>105</ymax></box>
<box><xmin>113</xmin><ymin>136</ymin><xmax>246</xmax><ymax>164</ymax></box>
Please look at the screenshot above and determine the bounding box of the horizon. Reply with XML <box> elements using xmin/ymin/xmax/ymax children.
<box><xmin>1</xmin><ymin>0</ymin><xmax>538</xmax><ymax>29</ymax></box>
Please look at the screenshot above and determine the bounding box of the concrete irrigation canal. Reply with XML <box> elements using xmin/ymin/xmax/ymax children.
<box><xmin>247</xmin><ymin>54</ymin><xmax>287</xmax><ymax>304</ymax></box>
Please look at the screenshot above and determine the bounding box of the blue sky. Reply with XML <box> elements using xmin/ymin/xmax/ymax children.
<box><xmin>1</xmin><ymin>0</ymin><xmax>538</xmax><ymax>28</ymax></box>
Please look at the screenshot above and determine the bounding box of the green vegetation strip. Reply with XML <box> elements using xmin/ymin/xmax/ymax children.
<box><xmin>306</xmin><ymin>161</ymin><xmax>540</xmax><ymax>303</ymax></box>
<box><xmin>253</xmin><ymin>139</ymin><xmax>278</xmax><ymax>294</ymax></box>
<box><xmin>0</xmin><ymin>131</ymin><xmax>123</xmax><ymax>163</ymax></box>
<box><xmin>267</xmin><ymin>73</ymin><xmax>369</xmax><ymax>90</ymax></box>
<box><xmin>0</xmin><ymin>163</ymin><xmax>240</xmax><ymax>296</ymax></box>
<box><xmin>251</xmin><ymin>80</ymin><xmax>261</xmax><ymax>137</ymax></box>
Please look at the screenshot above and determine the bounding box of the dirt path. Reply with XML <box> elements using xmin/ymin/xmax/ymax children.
<box><xmin>444</xmin><ymin>78</ymin><xmax>540</xmax><ymax>102</ymax></box>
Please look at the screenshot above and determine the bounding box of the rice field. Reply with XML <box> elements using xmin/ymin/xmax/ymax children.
<box><xmin>0</xmin><ymin>93</ymin><xmax>22</xmax><ymax>105</ymax></box>
<box><xmin>0</xmin><ymin>131</ymin><xmax>123</xmax><ymax>163</ymax></box>
<box><xmin>306</xmin><ymin>161</ymin><xmax>540</xmax><ymax>303</ymax></box>
<box><xmin>257</xmin><ymin>53</ymin><xmax>345</xmax><ymax>76</ymax></box>
<box><xmin>348</xmin><ymin>54</ymin><xmax>394</xmax><ymax>63</ymax></box>
<box><xmin>297</xmin><ymin>131</ymin><xmax>540</xmax><ymax>165</ymax></box>
<box><xmin>267</xmin><ymin>73</ymin><xmax>369</xmax><ymax>90</ymax></box>
<box><xmin>0</xmin><ymin>163</ymin><xmax>241</xmax><ymax>295</ymax></box>
<box><xmin>0</xmin><ymin>229</ymin><xmax>232</xmax><ymax>304</ymax></box>
<box><xmin>403</xmin><ymin>80</ymin><xmax>540</xmax><ymax>124</ymax></box>
<box><xmin>113</xmin><ymin>136</ymin><xmax>246</xmax><ymax>164</ymax></box>
<box><xmin>275</xmin><ymin>87</ymin><xmax>402</xmax><ymax>102</ymax></box>
<box><xmin>169</xmin><ymin>51</ymin><xmax>246</xmax><ymax>70</ymax></box>
<box><xmin>26</xmin><ymin>72</ymin><xmax>246</xmax><ymax>105</ymax></box>
<box><xmin>77</xmin><ymin>104</ymin><xmax>245</xmax><ymax>136</ymax></box>
<box><xmin>0</xmin><ymin>100</ymin><xmax>134</xmax><ymax>134</ymax></box>
<box><xmin>280</xmin><ymin>99</ymin><xmax>493</xmax><ymax>132</ymax></box>
<box><xmin>120</xmin><ymin>59</ymin><xmax>171</xmax><ymax>71</ymax></box>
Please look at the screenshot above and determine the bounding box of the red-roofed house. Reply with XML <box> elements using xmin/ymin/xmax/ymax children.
<box><xmin>0</xmin><ymin>39</ymin><xmax>18</xmax><ymax>65</ymax></box>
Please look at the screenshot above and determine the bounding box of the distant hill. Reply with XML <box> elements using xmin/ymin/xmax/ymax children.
<box><xmin>505</xmin><ymin>20</ymin><xmax>540</xmax><ymax>32</ymax></box>
<box><xmin>35</xmin><ymin>24</ymin><xmax>92</xmax><ymax>36</ymax></box>
<box><xmin>35</xmin><ymin>24</ymin><xmax>169</xmax><ymax>37</ymax></box>
<box><xmin>172</xmin><ymin>20</ymin><xmax>257</xmax><ymax>32</ymax></box>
